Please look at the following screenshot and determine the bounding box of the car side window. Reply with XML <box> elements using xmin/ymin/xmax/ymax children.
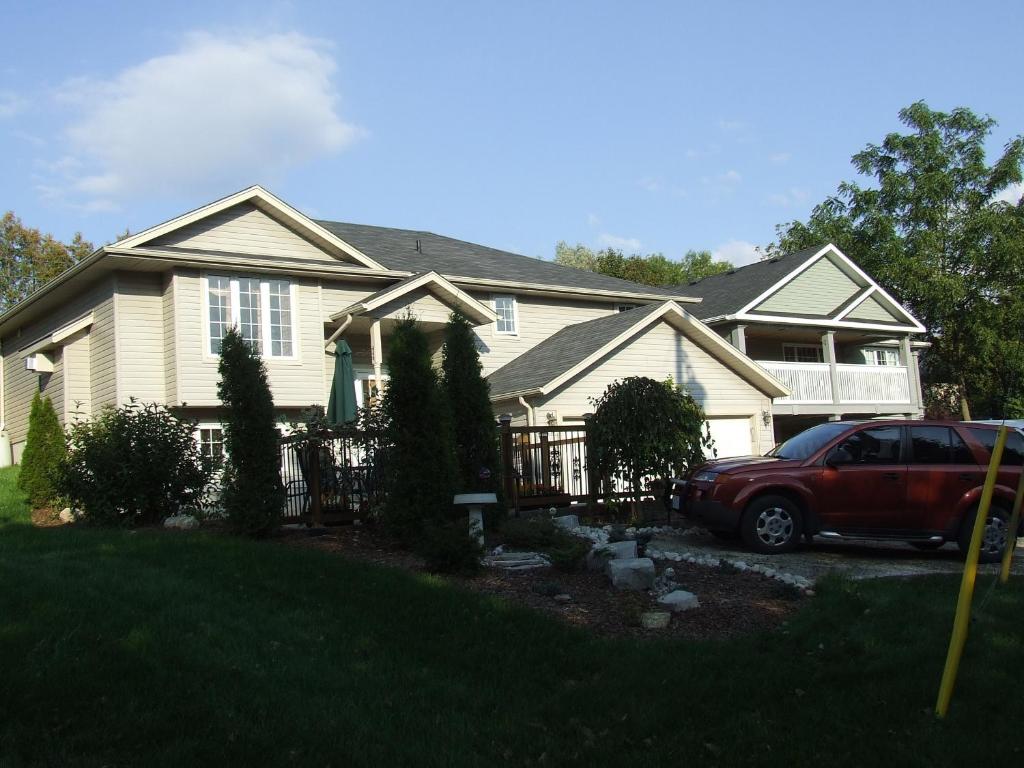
<box><xmin>910</xmin><ymin>426</ymin><xmax>974</xmax><ymax>464</ymax></box>
<box><xmin>967</xmin><ymin>428</ymin><xmax>1024</xmax><ymax>466</ymax></box>
<box><xmin>837</xmin><ymin>426</ymin><xmax>903</xmax><ymax>465</ymax></box>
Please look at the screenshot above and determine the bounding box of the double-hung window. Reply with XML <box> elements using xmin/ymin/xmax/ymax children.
<box><xmin>865</xmin><ymin>347</ymin><xmax>899</xmax><ymax>366</ymax></box>
<box><xmin>205</xmin><ymin>275</ymin><xmax>296</xmax><ymax>358</ymax></box>
<box><xmin>198</xmin><ymin>427</ymin><xmax>225</xmax><ymax>472</ymax></box>
<box><xmin>783</xmin><ymin>344</ymin><xmax>824</xmax><ymax>364</ymax></box>
<box><xmin>494</xmin><ymin>295</ymin><xmax>518</xmax><ymax>335</ymax></box>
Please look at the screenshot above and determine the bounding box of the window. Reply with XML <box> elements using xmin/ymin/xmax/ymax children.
<box><xmin>967</xmin><ymin>427</ymin><xmax>1024</xmax><ymax>466</ymax></box>
<box><xmin>494</xmin><ymin>295</ymin><xmax>517</xmax><ymax>334</ymax></box>
<box><xmin>865</xmin><ymin>347</ymin><xmax>899</xmax><ymax>366</ymax></box>
<box><xmin>910</xmin><ymin>426</ymin><xmax>974</xmax><ymax>464</ymax></box>
<box><xmin>617</xmin><ymin>304</ymin><xmax>637</xmax><ymax>312</ymax></box>
<box><xmin>204</xmin><ymin>276</ymin><xmax>296</xmax><ymax>358</ymax></box>
<box><xmin>783</xmin><ymin>344</ymin><xmax>824</xmax><ymax>363</ymax></box>
<box><xmin>198</xmin><ymin>427</ymin><xmax>225</xmax><ymax>472</ymax></box>
<box><xmin>833</xmin><ymin>426</ymin><xmax>903</xmax><ymax>465</ymax></box>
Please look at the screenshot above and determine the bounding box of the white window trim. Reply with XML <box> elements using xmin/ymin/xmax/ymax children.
<box><xmin>354</xmin><ymin>373</ymin><xmax>390</xmax><ymax>409</ymax></box>
<box><xmin>492</xmin><ymin>294</ymin><xmax>519</xmax><ymax>336</ymax></box>
<box><xmin>864</xmin><ymin>346</ymin><xmax>899</xmax><ymax>366</ymax></box>
<box><xmin>782</xmin><ymin>343</ymin><xmax>824</xmax><ymax>364</ymax></box>
<box><xmin>202</xmin><ymin>274</ymin><xmax>299</xmax><ymax>361</ymax></box>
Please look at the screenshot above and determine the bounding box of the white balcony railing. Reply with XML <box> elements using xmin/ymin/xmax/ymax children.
<box><xmin>756</xmin><ymin>361</ymin><xmax>912</xmax><ymax>406</ymax></box>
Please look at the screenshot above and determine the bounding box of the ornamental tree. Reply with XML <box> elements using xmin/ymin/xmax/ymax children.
<box><xmin>588</xmin><ymin>376</ymin><xmax>713</xmax><ymax>510</ymax></box>
<box><xmin>18</xmin><ymin>391</ymin><xmax>66</xmax><ymax>508</ymax></box>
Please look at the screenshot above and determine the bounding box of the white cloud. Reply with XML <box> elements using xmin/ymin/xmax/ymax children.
<box><xmin>712</xmin><ymin>239</ymin><xmax>762</xmax><ymax>267</ymax></box>
<box><xmin>46</xmin><ymin>31</ymin><xmax>360</xmax><ymax>208</ymax></box>
<box><xmin>0</xmin><ymin>90</ymin><xmax>24</xmax><ymax>118</ymax></box>
<box><xmin>598</xmin><ymin>232</ymin><xmax>642</xmax><ymax>251</ymax></box>
<box><xmin>586</xmin><ymin>212</ymin><xmax>602</xmax><ymax>227</ymax></box>
<box><xmin>993</xmin><ymin>182</ymin><xmax>1024</xmax><ymax>205</ymax></box>
<box><xmin>767</xmin><ymin>187</ymin><xmax>809</xmax><ymax>207</ymax></box>
<box><xmin>769</xmin><ymin>152</ymin><xmax>791</xmax><ymax>165</ymax></box>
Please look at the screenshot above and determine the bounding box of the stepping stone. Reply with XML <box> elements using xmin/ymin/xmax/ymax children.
<box><xmin>657</xmin><ymin>590</ymin><xmax>700</xmax><ymax>612</ymax></box>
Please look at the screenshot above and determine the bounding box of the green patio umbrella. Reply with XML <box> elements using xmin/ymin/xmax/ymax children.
<box><xmin>326</xmin><ymin>339</ymin><xmax>358</xmax><ymax>426</ymax></box>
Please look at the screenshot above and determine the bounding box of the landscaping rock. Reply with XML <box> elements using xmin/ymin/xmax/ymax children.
<box><xmin>58</xmin><ymin>508</ymin><xmax>75</xmax><ymax>524</ymax></box>
<box><xmin>586</xmin><ymin>539</ymin><xmax>638</xmax><ymax>571</ymax></box>
<box><xmin>485</xmin><ymin>552</ymin><xmax>551</xmax><ymax>570</ymax></box>
<box><xmin>657</xmin><ymin>590</ymin><xmax>701</xmax><ymax>612</ymax></box>
<box><xmin>640</xmin><ymin>611</ymin><xmax>671</xmax><ymax>629</ymax></box>
<box><xmin>552</xmin><ymin>514</ymin><xmax>580</xmax><ymax>531</ymax></box>
<box><xmin>163</xmin><ymin>514</ymin><xmax>199</xmax><ymax>530</ymax></box>
<box><xmin>605</xmin><ymin>557</ymin><xmax>656</xmax><ymax>590</ymax></box>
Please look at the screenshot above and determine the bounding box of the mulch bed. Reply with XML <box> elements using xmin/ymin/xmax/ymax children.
<box><xmin>283</xmin><ymin>524</ymin><xmax>803</xmax><ymax>640</ymax></box>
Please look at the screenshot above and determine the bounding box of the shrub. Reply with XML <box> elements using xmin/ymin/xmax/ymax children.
<box><xmin>441</xmin><ymin>311</ymin><xmax>500</xmax><ymax>498</ymax></box>
<box><xmin>217</xmin><ymin>328</ymin><xmax>285</xmax><ymax>537</ymax></box>
<box><xmin>18</xmin><ymin>392</ymin><xmax>66</xmax><ymax>508</ymax></box>
<box><xmin>546</xmin><ymin>536</ymin><xmax>591</xmax><ymax>573</ymax></box>
<box><xmin>381</xmin><ymin>316</ymin><xmax>456</xmax><ymax>541</ymax></box>
<box><xmin>57</xmin><ymin>401</ymin><xmax>209</xmax><ymax>526</ymax></box>
<box><xmin>501</xmin><ymin>516</ymin><xmax>562</xmax><ymax>550</ymax></box>
<box><xmin>420</xmin><ymin>519</ymin><xmax>483</xmax><ymax>575</ymax></box>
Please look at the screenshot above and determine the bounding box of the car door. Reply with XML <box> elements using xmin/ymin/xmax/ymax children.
<box><xmin>904</xmin><ymin>425</ymin><xmax>981</xmax><ymax>534</ymax></box>
<box><xmin>816</xmin><ymin>425</ymin><xmax>908</xmax><ymax>532</ymax></box>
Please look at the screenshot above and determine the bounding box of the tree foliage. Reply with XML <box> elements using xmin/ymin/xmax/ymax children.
<box><xmin>380</xmin><ymin>316</ymin><xmax>456</xmax><ymax>540</ymax></box>
<box><xmin>588</xmin><ymin>377</ymin><xmax>713</xmax><ymax>508</ymax></box>
<box><xmin>18</xmin><ymin>391</ymin><xmax>66</xmax><ymax>508</ymax></box>
<box><xmin>1</xmin><ymin>212</ymin><xmax>93</xmax><ymax>312</ymax></box>
<box><xmin>773</xmin><ymin>102</ymin><xmax>1024</xmax><ymax>417</ymax></box>
<box><xmin>554</xmin><ymin>242</ymin><xmax>732</xmax><ymax>287</ymax></box>
<box><xmin>217</xmin><ymin>327</ymin><xmax>284</xmax><ymax>536</ymax></box>
<box><xmin>441</xmin><ymin>311</ymin><xmax>499</xmax><ymax>495</ymax></box>
<box><xmin>57</xmin><ymin>401</ymin><xmax>209</xmax><ymax>526</ymax></box>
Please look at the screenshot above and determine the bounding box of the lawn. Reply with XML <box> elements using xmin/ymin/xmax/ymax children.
<box><xmin>0</xmin><ymin>466</ymin><xmax>1020</xmax><ymax>767</ymax></box>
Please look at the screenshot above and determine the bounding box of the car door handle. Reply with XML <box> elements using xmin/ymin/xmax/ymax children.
<box><xmin>882</xmin><ymin>472</ymin><xmax>901</xmax><ymax>481</ymax></box>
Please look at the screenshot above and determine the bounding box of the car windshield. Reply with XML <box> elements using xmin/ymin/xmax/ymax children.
<box><xmin>768</xmin><ymin>423</ymin><xmax>852</xmax><ymax>461</ymax></box>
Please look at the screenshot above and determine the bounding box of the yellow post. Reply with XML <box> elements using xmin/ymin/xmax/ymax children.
<box><xmin>935</xmin><ymin>425</ymin><xmax>1008</xmax><ymax>719</ymax></box>
<box><xmin>1000</xmin><ymin>464</ymin><xmax>1024</xmax><ymax>583</ymax></box>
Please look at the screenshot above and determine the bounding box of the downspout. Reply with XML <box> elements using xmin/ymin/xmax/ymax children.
<box><xmin>518</xmin><ymin>396</ymin><xmax>535</xmax><ymax>427</ymax></box>
<box><xmin>324</xmin><ymin>314</ymin><xmax>353</xmax><ymax>350</ymax></box>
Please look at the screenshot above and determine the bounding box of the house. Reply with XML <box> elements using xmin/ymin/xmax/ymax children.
<box><xmin>0</xmin><ymin>186</ymin><xmax>791</xmax><ymax>466</ymax></box>
<box><xmin>680</xmin><ymin>244</ymin><xmax>927</xmax><ymax>440</ymax></box>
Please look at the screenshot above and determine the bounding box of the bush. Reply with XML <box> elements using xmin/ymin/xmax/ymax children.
<box><xmin>18</xmin><ymin>391</ymin><xmax>66</xmax><ymax>508</ymax></box>
<box><xmin>381</xmin><ymin>317</ymin><xmax>456</xmax><ymax>541</ymax></box>
<box><xmin>57</xmin><ymin>401</ymin><xmax>209</xmax><ymax>526</ymax></box>
<box><xmin>419</xmin><ymin>519</ymin><xmax>482</xmax><ymax>575</ymax></box>
<box><xmin>217</xmin><ymin>328</ymin><xmax>285</xmax><ymax>537</ymax></box>
<box><xmin>501</xmin><ymin>516</ymin><xmax>591</xmax><ymax>572</ymax></box>
<box><xmin>546</xmin><ymin>536</ymin><xmax>591</xmax><ymax>573</ymax></box>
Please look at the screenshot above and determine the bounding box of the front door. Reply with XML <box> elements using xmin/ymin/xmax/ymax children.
<box><xmin>816</xmin><ymin>425</ymin><xmax>908</xmax><ymax>533</ymax></box>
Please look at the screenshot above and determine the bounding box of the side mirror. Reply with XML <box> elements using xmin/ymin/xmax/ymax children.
<box><xmin>826</xmin><ymin>447</ymin><xmax>854</xmax><ymax>468</ymax></box>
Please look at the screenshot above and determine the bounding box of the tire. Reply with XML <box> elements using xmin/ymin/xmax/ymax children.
<box><xmin>911</xmin><ymin>541</ymin><xmax>944</xmax><ymax>551</ymax></box>
<box><xmin>740</xmin><ymin>495</ymin><xmax>803</xmax><ymax>554</ymax></box>
<box><xmin>957</xmin><ymin>505</ymin><xmax>1010</xmax><ymax>564</ymax></box>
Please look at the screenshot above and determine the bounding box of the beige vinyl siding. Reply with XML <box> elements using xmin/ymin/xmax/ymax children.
<box><xmin>149</xmin><ymin>201</ymin><xmax>339</xmax><ymax>263</ymax></box>
<box><xmin>116</xmin><ymin>271</ymin><xmax>166</xmax><ymax>404</ymax></box>
<box><xmin>90</xmin><ymin>289</ymin><xmax>117</xmax><ymax>410</ymax></box>
<box><xmin>846</xmin><ymin>293</ymin><xmax>901</xmax><ymax>323</ymax></box>
<box><xmin>371</xmin><ymin>288</ymin><xmax>454</xmax><ymax>323</ymax></box>
<box><xmin>533</xmin><ymin>320</ymin><xmax>774</xmax><ymax>452</ymax></box>
<box><xmin>174</xmin><ymin>269</ymin><xmax>327</xmax><ymax>407</ymax></box>
<box><xmin>2</xmin><ymin>276</ymin><xmax>116</xmax><ymax>447</ymax></box>
<box><xmin>470</xmin><ymin>292</ymin><xmax>617</xmax><ymax>375</ymax></box>
<box><xmin>320</xmin><ymin>280</ymin><xmax>377</xmax><ymax>315</ymax></box>
<box><xmin>63</xmin><ymin>331</ymin><xmax>91</xmax><ymax>422</ymax></box>
<box><xmin>754</xmin><ymin>257</ymin><xmax>863</xmax><ymax>317</ymax></box>
<box><xmin>163</xmin><ymin>273</ymin><xmax>178</xmax><ymax>403</ymax></box>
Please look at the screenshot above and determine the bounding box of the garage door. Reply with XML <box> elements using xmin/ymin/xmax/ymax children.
<box><xmin>706</xmin><ymin>417</ymin><xmax>754</xmax><ymax>459</ymax></box>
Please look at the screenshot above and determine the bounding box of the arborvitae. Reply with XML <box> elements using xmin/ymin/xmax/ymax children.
<box><xmin>381</xmin><ymin>316</ymin><xmax>455</xmax><ymax>541</ymax></box>
<box><xmin>216</xmin><ymin>328</ymin><xmax>284</xmax><ymax>536</ymax></box>
<box><xmin>441</xmin><ymin>311</ymin><xmax>500</xmax><ymax>496</ymax></box>
<box><xmin>18</xmin><ymin>391</ymin><xmax>66</xmax><ymax>508</ymax></box>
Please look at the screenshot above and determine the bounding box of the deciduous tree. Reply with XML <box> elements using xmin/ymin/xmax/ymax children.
<box><xmin>0</xmin><ymin>212</ymin><xmax>93</xmax><ymax>311</ymax></box>
<box><xmin>554</xmin><ymin>242</ymin><xmax>732</xmax><ymax>287</ymax></box>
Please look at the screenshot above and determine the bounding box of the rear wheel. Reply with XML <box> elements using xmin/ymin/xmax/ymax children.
<box><xmin>957</xmin><ymin>505</ymin><xmax>1010</xmax><ymax>564</ymax></box>
<box><xmin>740</xmin><ymin>495</ymin><xmax>803</xmax><ymax>554</ymax></box>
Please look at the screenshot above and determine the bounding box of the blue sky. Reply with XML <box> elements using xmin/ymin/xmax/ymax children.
<box><xmin>2</xmin><ymin>0</ymin><xmax>1021</xmax><ymax>266</ymax></box>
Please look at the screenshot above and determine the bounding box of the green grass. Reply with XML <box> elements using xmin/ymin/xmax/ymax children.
<box><xmin>0</xmin><ymin>466</ymin><xmax>1021</xmax><ymax>767</ymax></box>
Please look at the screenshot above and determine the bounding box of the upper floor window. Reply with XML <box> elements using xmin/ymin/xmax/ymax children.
<box><xmin>617</xmin><ymin>304</ymin><xmax>637</xmax><ymax>312</ymax></box>
<box><xmin>783</xmin><ymin>344</ymin><xmax>823</xmax><ymax>364</ymax></box>
<box><xmin>205</xmin><ymin>275</ymin><xmax>296</xmax><ymax>357</ymax></box>
<box><xmin>494</xmin><ymin>295</ymin><xmax>518</xmax><ymax>335</ymax></box>
<box><xmin>865</xmin><ymin>347</ymin><xmax>899</xmax><ymax>366</ymax></box>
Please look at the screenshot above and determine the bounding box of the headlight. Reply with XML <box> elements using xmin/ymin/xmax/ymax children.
<box><xmin>692</xmin><ymin>470</ymin><xmax>720</xmax><ymax>483</ymax></box>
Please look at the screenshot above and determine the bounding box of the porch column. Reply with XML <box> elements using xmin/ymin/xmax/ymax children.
<box><xmin>729</xmin><ymin>324</ymin><xmax>747</xmax><ymax>354</ymax></box>
<box><xmin>899</xmin><ymin>335</ymin><xmax>922</xmax><ymax>414</ymax></box>
<box><xmin>370</xmin><ymin>319</ymin><xmax>383</xmax><ymax>394</ymax></box>
<box><xmin>822</xmin><ymin>330</ymin><xmax>841</xmax><ymax>408</ymax></box>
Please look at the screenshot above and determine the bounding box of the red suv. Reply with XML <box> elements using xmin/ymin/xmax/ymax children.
<box><xmin>674</xmin><ymin>420</ymin><xmax>1023</xmax><ymax>562</ymax></box>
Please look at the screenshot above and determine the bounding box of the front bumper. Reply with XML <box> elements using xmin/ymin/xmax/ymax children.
<box><xmin>687</xmin><ymin>499</ymin><xmax>741</xmax><ymax>532</ymax></box>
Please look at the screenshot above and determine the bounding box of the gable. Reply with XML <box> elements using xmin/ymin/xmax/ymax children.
<box><xmin>369</xmin><ymin>287</ymin><xmax>455</xmax><ymax>323</ymax></box>
<box><xmin>845</xmin><ymin>292</ymin><xmax>903</xmax><ymax>323</ymax></box>
<box><xmin>148</xmin><ymin>202</ymin><xmax>338</xmax><ymax>262</ymax></box>
<box><xmin>752</xmin><ymin>255</ymin><xmax>864</xmax><ymax>317</ymax></box>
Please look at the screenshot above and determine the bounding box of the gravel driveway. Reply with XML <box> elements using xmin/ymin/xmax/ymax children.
<box><xmin>648</xmin><ymin>528</ymin><xmax>1024</xmax><ymax>583</ymax></box>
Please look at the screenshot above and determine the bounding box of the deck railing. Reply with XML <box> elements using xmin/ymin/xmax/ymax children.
<box><xmin>756</xmin><ymin>360</ymin><xmax>912</xmax><ymax>406</ymax></box>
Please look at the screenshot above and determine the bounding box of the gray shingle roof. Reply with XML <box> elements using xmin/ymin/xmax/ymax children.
<box><xmin>678</xmin><ymin>245</ymin><xmax>824</xmax><ymax>319</ymax></box>
<box><xmin>486</xmin><ymin>303</ymin><xmax>666</xmax><ymax>397</ymax></box>
<box><xmin>315</xmin><ymin>220</ymin><xmax>690</xmax><ymax>298</ymax></box>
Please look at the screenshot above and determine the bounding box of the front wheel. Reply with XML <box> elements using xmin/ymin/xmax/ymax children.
<box><xmin>957</xmin><ymin>505</ymin><xmax>1010</xmax><ymax>564</ymax></box>
<box><xmin>740</xmin><ymin>495</ymin><xmax>803</xmax><ymax>554</ymax></box>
